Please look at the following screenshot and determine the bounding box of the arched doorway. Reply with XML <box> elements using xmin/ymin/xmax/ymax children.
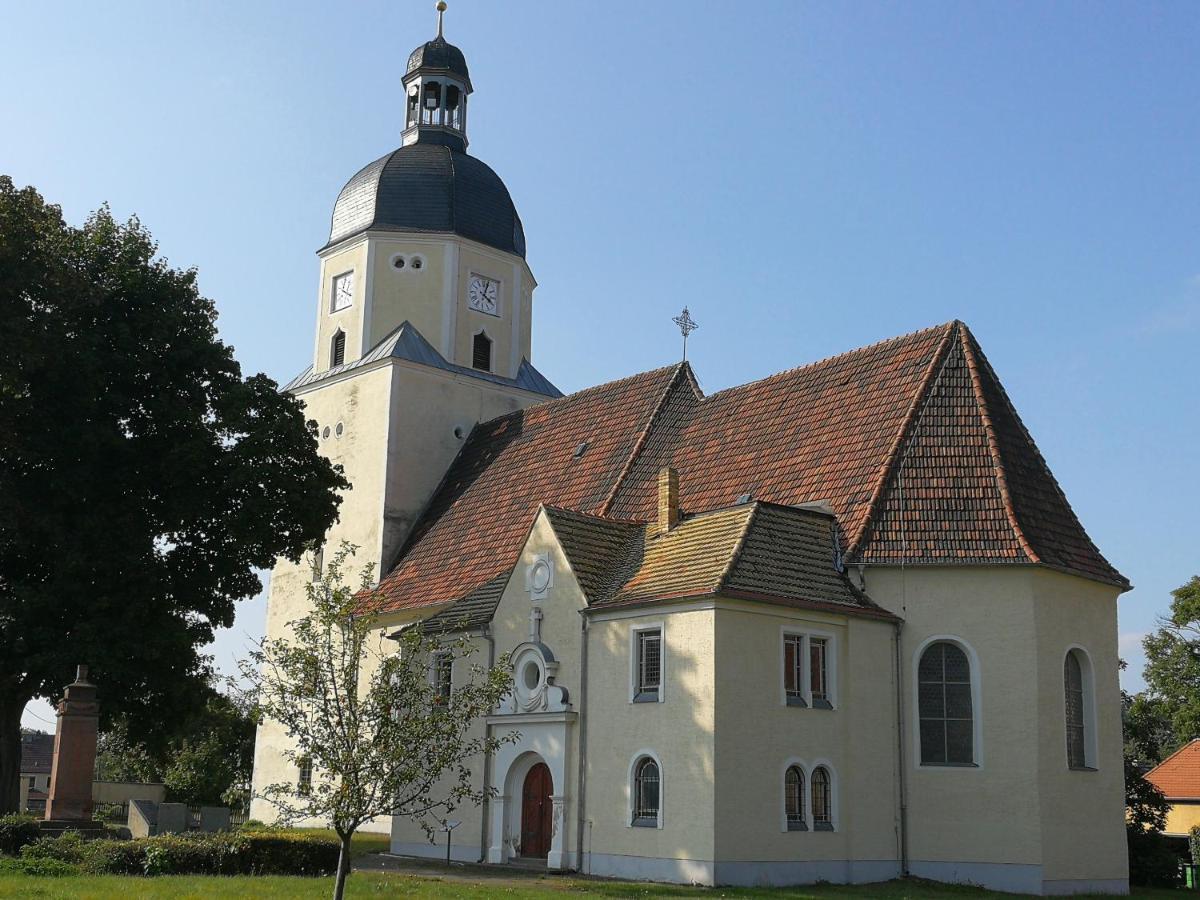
<box><xmin>520</xmin><ymin>762</ymin><xmax>553</xmax><ymax>858</ymax></box>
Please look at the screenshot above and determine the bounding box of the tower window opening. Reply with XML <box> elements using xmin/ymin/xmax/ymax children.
<box><xmin>406</xmin><ymin>85</ymin><xmax>419</xmax><ymax>129</ymax></box>
<box><xmin>472</xmin><ymin>331</ymin><xmax>492</xmax><ymax>372</ymax></box>
<box><xmin>422</xmin><ymin>81</ymin><xmax>441</xmax><ymax>124</ymax></box>
<box><xmin>410</xmin><ymin>256</ymin><xmax>423</xmax><ymax>270</ymax></box>
<box><xmin>445</xmin><ymin>84</ymin><xmax>461</xmax><ymax>129</ymax></box>
<box><xmin>393</xmin><ymin>255</ymin><xmax>406</xmax><ymax>269</ymax></box>
<box><xmin>330</xmin><ymin>330</ymin><xmax>346</xmax><ymax>368</ymax></box>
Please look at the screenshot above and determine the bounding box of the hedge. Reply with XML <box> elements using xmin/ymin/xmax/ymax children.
<box><xmin>21</xmin><ymin>829</ymin><xmax>340</xmax><ymax>877</ymax></box>
<box><xmin>0</xmin><ymin>856</ymin><xmax>79</xmax><ymax>876</ymax></box>
<box><xmin>0</xmin><ymin>815</ymin><xmax>41</xmax><ymax>857</ymax></box>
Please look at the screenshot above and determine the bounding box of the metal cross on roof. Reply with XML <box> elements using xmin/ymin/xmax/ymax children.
<box><xmin>672</xmin><ymin>307</ymin><xmax>699</xmax><ymax>361</ymax></box>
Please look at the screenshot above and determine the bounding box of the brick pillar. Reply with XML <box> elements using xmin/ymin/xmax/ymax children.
<box><xmin>44</xmin><ymin>665</ymin><xmax>99</xmax><ymax>822</ymax></box>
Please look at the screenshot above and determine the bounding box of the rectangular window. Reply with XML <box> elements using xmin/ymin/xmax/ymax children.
<box><xmin>635</xmin><ymin>629</ymin><xmax>662</xmax><ymax>702</ymax></box>
<box><xmin>784</xmin><ymin>634</ymin><xmax>806</xmax><ymax>706</ymax></box>
<box><xmin>297</xmin><ymin>757</ymin><xmax>313</xmax><ymax>795</ymax></box>
<box><xmin>810</xmin><ymin>638</ymin><xmax>831</xmax><ymax>708</ymax></box>
<box><xmin>433</xmin><ymin>652</ymin><xmax>452</xmax><ymax>702</ymax></box>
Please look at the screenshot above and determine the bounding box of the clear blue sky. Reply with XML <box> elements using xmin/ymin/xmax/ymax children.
<box><xmin>9</xmin><ymin>1</ymin><xmax>1197</xmax><ymax>729</ymax></box>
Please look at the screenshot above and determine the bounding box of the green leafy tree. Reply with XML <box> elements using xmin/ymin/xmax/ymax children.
<box><xmin>240</xmin><ymin>545</ymin><xmax>515</xmax><ymax>900</ymax></box>
<box><xmin>1124</xmin><ymin>753</ymin><xmax>1178</xmax><ymax>886</ymax></box>
<box><xmin>1134</xmin><ymin>576</ymin><xmax>1200</xmax><ymax>759</ymax></box>
<box><xmin>0</xmin><ymin>177</ymin><xmax>349</xmax><ymax>812</ymax></box>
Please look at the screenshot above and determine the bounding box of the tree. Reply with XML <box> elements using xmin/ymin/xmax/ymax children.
<box><xmin>1135</xmin><ymin>576</ymin><xmax>1200</xmax><ymax>759</ymax></box>
<box><xmin>240</xmin><ymin>545</ymin><xmax>515</xmax><ymax>900</ymax></box>
<box><xmin>1124</xmin><ymin>753</ymin><xmax>1178</xmax><ymax>886</ymax></box>
<box><xmin>0</xmin><ymin>177</ymin><xmax>349</xmax><ymax>812</ymax></box>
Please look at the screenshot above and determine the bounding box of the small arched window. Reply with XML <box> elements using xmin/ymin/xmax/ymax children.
<box><xmin>811</xmin><ymin>766</ymin><xmax>833</xmax><ymax>831</ymax></box>
<box><xmin>472</xmin><ymin>331</ymin><xmax>492</xmax><ymax>372</ymax></box>
<box><xmin>918</xmin><ymin>641</ymin><xmax>974</xmax><ymax>765</ymax></box>
<box><xmin>632</xmin><ymin>757</ymin><xmax>660</xmax><ymax>827</ymax></box>
<box><xmin>1065</xmin><ymin>649</ymin><xmax>1095</xmax><ymax>769</ymax></box>
<box><xmin>330</xmin><ymin>330</ymin><xmax>346</xmax><ymax>368</ymax></box>
<box><xmin>784</xmin><ymin>765</ymin><xmax>806</xmax><ymax>831</ymax></box>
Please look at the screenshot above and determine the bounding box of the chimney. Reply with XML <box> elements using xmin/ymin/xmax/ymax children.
<box><xmin>657</xmin><ymin>466</ymin><xmax>679</xmax><ymax>535</ymax></box>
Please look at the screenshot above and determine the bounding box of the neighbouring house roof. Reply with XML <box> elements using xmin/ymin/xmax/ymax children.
<box><xmin>20</xmin><ymin>733</ymin><xmax>53</xmax><ymax>776</ymax></box>
<box><xmin>1145</xmin><ymin>740</ymin><xmax>1200</xmax><ymax>799</ymax></box>
<box><xmin>283</xmin><ymin>320</ymin><xmax>561</xmax><ymax>398</ymax></box>
<box><xmin>366</xmin><ymin>320</ymin><xmax>1126</xmax><ymax>618</ymax></box>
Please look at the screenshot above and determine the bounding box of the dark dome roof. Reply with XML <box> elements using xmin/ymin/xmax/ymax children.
<box><xmin>407</xmin><ymin>37</ymin><xmax>470</xmax><ymax>83</ymax></box>
<box><xmin>326</xmin><ymin>144</ymin><xmax>526</xmax><ymax>257</ymax></box>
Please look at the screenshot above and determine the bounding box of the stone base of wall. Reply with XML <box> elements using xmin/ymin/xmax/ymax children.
<box><xmin>909</xmin><ymin>860</ymin><xmax>1129</xmax><ymax>896</ymax></box>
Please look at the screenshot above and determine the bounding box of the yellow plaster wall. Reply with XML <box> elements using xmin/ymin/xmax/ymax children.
<box><xmin>1030</xmin><ymin>568</ymin><xmax>1128</xmax><ymax>884</ymax></box>
<box><xmin>712</xmin><ymin>602</ymin><xmax>899</xmax><ymax>864</ymax></box>
<box><xmin>1164</xmin><ymin>802</ymin><xmax>1200</xmax><ymax>838</ymax></box>
<box><xmin>867</xmin><ymin>566</ymin><xmax>1045</xmax><ymax>866</ymax></box>
<box><xmin>315</xmin><ymin>241</ymin><xmax>368</xmax><ymax>369</ymax></box>
<box><xmin>367</xmin><ymin>239</ymin><xmax>447</xmax><ymax>352</ymax></box>
<box><xmin>584</xmin><ymin>606</ymin><xmax>717</xmax><ymax>865</ymax></box>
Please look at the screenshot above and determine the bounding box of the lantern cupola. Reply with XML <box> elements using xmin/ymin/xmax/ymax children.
<box><xmin>403</xmin><ymin>2</ymin><xmax>472</xmax><ymax>152</ymax></box>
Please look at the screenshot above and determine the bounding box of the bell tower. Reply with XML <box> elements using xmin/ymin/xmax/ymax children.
<box><xmin>250</xmin><ymin>1</ymin><xmax>560</xmax><ymax>828</ymax></box>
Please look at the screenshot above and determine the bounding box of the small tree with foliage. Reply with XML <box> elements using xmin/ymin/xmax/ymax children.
<box><xmin>241</xmin><ymin>545</ymin><xmax>515</xmax><ymax>900</ymax></box>
<box><xmin>1138</xmin><ymin>576</ymin><xmax>1200</xmax><ymax>751</ymax></box>
<box><xmin>1124</xmin><ymin>753</ymin><xmax>1178</xmax><ymax>886</ymax></box>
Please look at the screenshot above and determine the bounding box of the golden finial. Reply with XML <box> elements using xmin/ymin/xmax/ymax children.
<box><xmin>436</xmin><ymin>1</ymin><xmax>447</xmax><ymax>38</ymax></box>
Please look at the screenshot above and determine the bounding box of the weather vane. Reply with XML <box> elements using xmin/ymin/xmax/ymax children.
<box><xmin>672</xmin><ymin>307</ymin><xmax>698</xmax><ymax>361</ymax></box>
<box><xmin>436</xmin><ymin>0</ymin><xmax>447</xmax><ymax>37</ymax></box>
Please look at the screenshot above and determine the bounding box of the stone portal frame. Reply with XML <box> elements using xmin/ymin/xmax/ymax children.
<box><xmin>487</xmin><ymin>713</ymin><xmax>575</xmax><ymax>870</ymax></box>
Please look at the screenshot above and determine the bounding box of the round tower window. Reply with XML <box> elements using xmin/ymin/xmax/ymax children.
<box><xmin>322</xmin><ymin>426</ymin><xmax>331</xmax><ymax>440</ymax></box>
<box><xmin>392</xmin><ymin>255</ymin><xmax>406</xmax><ymax>270</ymax></box>
<box><xmin>410</xmin><ymin>256</ymin><xmax>424</xmax><ymax>270</ymax></box>
<box><xmin>335</xmin><ymin>422</ymin><xmax>344</xmax><ymax>438</ymax></box>
<box><xmin>522</xmin><ymin>660</ymin><xmax>541</xmax><ymax>691</ymax></box>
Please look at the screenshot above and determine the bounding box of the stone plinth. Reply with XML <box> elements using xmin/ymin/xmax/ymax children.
<box><xmin>44</xmin><ymin>665</ymin><xmax>100</xmax><ymax>822</ymax></box>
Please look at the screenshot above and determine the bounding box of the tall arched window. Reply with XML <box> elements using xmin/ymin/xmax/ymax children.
<box><xmin>472</xmin><ymin>331</ymin><xmax>492</xmax><ymax>372</ymax></box>
<box><xmin>811</xmin><ymin>766</ymin><xmax>833</xmax><ymax>831</ymax></box>
<box><xmin>918</xmin><ymin>641</ymin><xmax>974</xmax><ymax>765</ymax></box>
<box><xmin>1065</xmin><ymin>648</ymin><xmax>1095</xmax><ymax>769</ymax></box>
<box><xmin>632</xmin><ymin>757</ymin><xmax>660</xmax><ymax>827</ymax></box>
<box><xmin>784</xmin><ymin>765</ymin><xmax>806</xmax><ymax>831</ymax></box>
<box><xmin>330</xmin><ymin>330</ymin><xmax>346</xmax><ymax>368</ymax></box>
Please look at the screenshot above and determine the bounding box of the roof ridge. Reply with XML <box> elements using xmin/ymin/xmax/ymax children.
<box><xmin>716</xmin><ymin>502</ymin><xmax>760</xmax><ymax>594</ymax></box>
<box><xmin>845</xmin><ymin>320</ymin><xmax>959</xmax><ymax>557</ymax></box>
<box><xmin>958</xmin><ymin>323</ymin><xmax>1041</xmax><ymax>564</ymax></box>
<box><xmin>701</xmin><ymin>320</ymin><xmax>959</xmax><ymax>402</ymax></box>
<box><xmin>598</xmin><ymin>362</ymin><xmax>698</xmax><ymax>515</ymax></box>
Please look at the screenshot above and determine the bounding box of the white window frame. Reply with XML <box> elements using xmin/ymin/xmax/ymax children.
<box><xmin>779</xmin><ymin>626</ymin><xmax>838</xmax><ymax>710</ymax></box>
<box><xmin>430</xmin><ymin>650</ymin><xmax>453</xmax><ymax>700</ymax></box>
<box><xmin>626</xmin><ymin>749</ymin><xmax>664</xmax><ymax>829</ymax></box>
<box><xmin>912</xmin><ymin>634</ymin><xmax>984</xmax><ymax>770</ymax></box>
<box><xmin>629</xmin><ymin>621</ymin><xmax>666</xmax><ymax>704</ymax></box>
<box><xmin>1064</xmin><ymin>644</ymin><xmax>1099</xmax><ymax>771</ymax></box>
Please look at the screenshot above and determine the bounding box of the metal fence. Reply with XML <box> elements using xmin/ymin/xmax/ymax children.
<box><xmin>92</xmin><ymin>800</ymin><xmax>248</xmax><ymax>830</ymax></box>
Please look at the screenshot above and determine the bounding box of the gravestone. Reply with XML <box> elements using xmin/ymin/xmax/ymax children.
<box><xmin>41</xmin><ymin>665</ymin><xmax>104</xmax><ymax>836</ymax></box>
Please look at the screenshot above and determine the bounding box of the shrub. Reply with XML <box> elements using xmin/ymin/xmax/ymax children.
<box><xmin>1128</xmin><ymin>826</ymin><xmax>1182</xmax><ymax>888</ymax></box>
<box><xmin>240</xmin><ymin>819</ymin><xmax>268</xmax><ymax>831</ymax></box>
<box><xmin>20</xmin><ymin>829</ymin><xmax>339</xmax><ymax>877</ymax></box>
<box><xmin>0</xmin><ymin>815</ymin><xmax>41</xmax><ymax>857</ymax></box>
<box><xmin>0</xmin><ymin>856</ymin><xmax>79</xmax><ymax>876</ymax></box>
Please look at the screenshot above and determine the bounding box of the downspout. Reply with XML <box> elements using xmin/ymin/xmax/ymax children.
<box><xmin>576</xmin><ymin>611</ymin><xmax>590</xmax><ymax>874</ymax></box>
<box><xmin>479</xmin><ymin>624</ymin><xmax>495</xmax><ymax>864</ymax></box>
<box><xmin>894</xmin><ymin>618</ymin><xmax>909</xmax><ymax>877</ymax></box>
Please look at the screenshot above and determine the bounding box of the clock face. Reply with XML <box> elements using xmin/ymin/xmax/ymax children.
<box><xmin>468</xmin><ymin>274</ymin><xmax>499</xmax><ymax>315</ymax></box>
<box><xmin>332</xmin><ymin>272</ymin><xmax>354</xmax><ymax>312</ymax></box>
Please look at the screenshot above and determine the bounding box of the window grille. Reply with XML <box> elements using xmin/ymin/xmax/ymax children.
<box><xmin>472</xmin><ymin>332</ymin><xmax>492</xmax><ymax>371</ymax></box>
<box><xmin>810</xmin><ymin>638</ymin><xmax>829</xmax><ymax>706</ymax></box>
<box><xmin>633</xmin><ymin>758</ymin><xmax>660</xmax><ymax>826</ymax></box>
<box><xmin>433</xmin><ymin>653</ymin><xmax>452</xmax><ymax>702</ymax></box>
<box><xmin>635</xmin><ymin>630</ymin><xmax>661</xmax><ymax>700</ymax></box>
<box><xmin>811</xmin><ymin>766</ymin><xmax>833</xmax><ymax>830</ymax></box>
<box><xmin>784</xmin><ymin>634</ymin><xmax>805</xmax><ymax>705</ymax></box>
<box><xmin>330</xmin><ymin>330</ymin><xmax>346</xmax><ymax>368</ymax></box>
<box><xmin>297</xmin><ymin>757</ymin><xmax>313</xmax><ymax>795</ymax></box>
<box><xmin>785</xmin><ymin>766</ymin><xmax>807</xmax><ymax>831</ymax></box>
<box><xmin>1065</xmin><ymin>652</ymin><xmax>1086</xmax><ymax>768</ymax></box>
<box><xmin>918</xmin><ymin>642</ymin><xmax>974</xmax><ymax>765</ymax></box>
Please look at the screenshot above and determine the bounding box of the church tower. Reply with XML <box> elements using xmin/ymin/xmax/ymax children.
<box><xmin>250</xmin><ymin>3</ymin><xmax>559</xmax><ymax>825</ymax></box>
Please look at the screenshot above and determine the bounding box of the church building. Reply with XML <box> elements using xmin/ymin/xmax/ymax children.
<box><xmin>251</xmin><ymin>9</ymin><xmax>1130</xmax><ymax>894</ymax></box>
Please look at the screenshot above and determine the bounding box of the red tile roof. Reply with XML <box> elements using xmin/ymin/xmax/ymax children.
<box><xmin>367</xmin><ymin>321</ymin><xmax>1126</xmax><ymax>615</ymax></box>
<box><xmin>1146</xmin><ymin>740</ymin><xmax>1200</xmax><ymax>799</ymax></box>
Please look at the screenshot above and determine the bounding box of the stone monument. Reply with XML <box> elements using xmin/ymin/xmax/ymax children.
<box><xmin>42</xmin><ymin>665</ymin><xmax>103</xmax><ymax>834</ymax></box>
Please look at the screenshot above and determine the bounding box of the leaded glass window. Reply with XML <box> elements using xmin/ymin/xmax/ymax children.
<box><xmin>812</xmin><ymin>766</ymin><xmax>833</xmax><ymax>830</ymax></box>
<box><xmin>918</xmin><ymin>642</ymin><xmax>974</xmax><ymax>765</ymax></box>
<box><xmin>785</xmin><ymin>765</ymin><xmax>807</xmax><ymax>831</ymax></box>
<box><xmin>1065</xmin><ymin>651</ymin><xmax>1086</xmax><ymax>768</ymax></box>
<box><xmin>633</xmin><ymin>757</ymin><xmax>660</xmax><ymax>826</ymax></box>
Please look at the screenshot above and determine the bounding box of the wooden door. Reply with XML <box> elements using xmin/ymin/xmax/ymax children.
<box><xmin>520</xmin><ymin>762</ymin><xmax>553</xmax><ymax>858</ymax></box>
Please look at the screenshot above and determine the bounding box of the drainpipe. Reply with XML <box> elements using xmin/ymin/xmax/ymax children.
<box><xmin>576</xmin><ymin>611</ymin><xmax>590</xmax><ymax>874</ymax></box>
<box><xmin>479</xmin><ymin>625</ymin><xmax>495</xmax><ymax>864</ymax></box>
<box><xmin>893</xmin><ymin>619</ymin><xmax>909</xmax><ymax>876</ymax></box>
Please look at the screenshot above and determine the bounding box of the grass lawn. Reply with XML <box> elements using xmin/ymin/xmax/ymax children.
<box><xmin>0</xmin><ymin>869</ymin><xmax>1182</xmax><ymax>899</ymax></box>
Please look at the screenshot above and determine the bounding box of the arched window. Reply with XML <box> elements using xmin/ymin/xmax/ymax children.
<box><xmin>811</xmin><ymin>766</ymin><xmax>833</xmax><ymax>830</ymax></box>
<box><xmin>472</xmin><ymin>331</ymin><xmax>492</xmax><ymax>372</ymax></box>
<box><xmin>784</xmin><ymin>765</ymin><xmax>807</xmax><ymax>831</ymax></box>
<box><xmin>330</xmin><ymin>330</ymin><xmax>346</xmax><ymax>368</ymax></box>
<box><xmin>1065</xmin><ymin>648</ymin><xmax>1095</xmax><ymax>769</ymax></box>
<box><xmin>632</xmin><ymin>757</ymin><xmax>660</xmax><ymax>827</ymax></box>
<box><xmin>918</xmin><ymin>641</ymin><xmax>974</xmax><ymax>765</ymax></box>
